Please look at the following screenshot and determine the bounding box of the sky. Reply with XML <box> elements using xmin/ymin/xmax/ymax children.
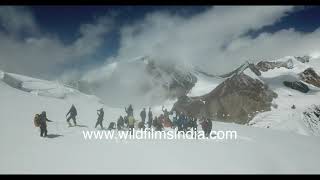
<box><xmin>1</xmin><ymin>6</ymin><xmax>320</xmax><ymax>80</ymax></box>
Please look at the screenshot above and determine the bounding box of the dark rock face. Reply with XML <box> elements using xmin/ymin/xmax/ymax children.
<box><xmin>2</xmin><ymin>73</ymin><xmax>23</xmax><ymax>89</ymax></box>
<box><xmin>295</xmin><ymin>56</ymin><xmax>310</xmax><ymax>63</ymax></box>
<box><xmin>299</xmin><ymin>68</ymin><xmax>320</xmax><ymax>88</ymax></box>
<box><xmin>248</xmin><ymin>63</ymin><xmax>262</xmax><ymax>76</ymax></box>
<box><xmin>172</xmin><ymin>72</ymin><xmax>277</xmax><ymax>124</ymax></box>
<box><xmin>220</xmin><ymin>61</ymin><xmax>261</xmax><ymax>78</ymax></box>
<box><xmin>255</xmin><ymin>59</ymin><xmax>293</xmax><ymax>72</ymax></box>
<box><xmin>302</xmin><ymin>105</ymin><xmax>320</xmax><ymax>136</ymax></box>
<box><xmin>2</xmin><ymin>73</ymin><xmax>31</xmax><ymax>92</ymax></box>
<box><xmin>145</xmin><ymin>60</ymin><xmax>197</xmax><ymax>98</ymax></box>
<box><xmin>172</xmin><ymin>95</ymin><xmax>207</xmax><ymax>118</ymax></box>
<box><xmin>283</xmin><ymin>81</ymin><xmax>310</xmax><ymax>93</ymax></box>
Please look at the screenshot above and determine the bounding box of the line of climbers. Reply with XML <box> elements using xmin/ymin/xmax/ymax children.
<box><xmin>33</xmin><ymin>104</ymin><xmax>213</xmax><ymax>138</ymax></box>
<box><xmin>33</xmin><ymin>104</ymin><xmax>104</xmax><ymax>138</ymax></box>
<box><xmin>115</xmin><ymin>105</ymin><xmax>213</xmax><ymax>137</ymax></box>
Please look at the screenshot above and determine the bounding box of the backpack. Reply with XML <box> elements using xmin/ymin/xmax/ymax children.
<box><xmin>128</xmin><ymin>116</ymin><xmax>135</xmax><ymax>126</ymax></box>
<box><xmin>34</xmin><ymin>114</ymin><xmax>40</xmax><ymax>127</ymax></box>
<box><xmin>138</xmin><ymin>121</ymin><xmax>145</xmax><ymax>129</ymax></box>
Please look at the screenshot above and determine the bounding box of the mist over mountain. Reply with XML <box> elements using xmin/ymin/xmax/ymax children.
<box><xmin>62</xmin><ymin>56</ymin><xmax>198</xmax><ymax>108</ymax></box>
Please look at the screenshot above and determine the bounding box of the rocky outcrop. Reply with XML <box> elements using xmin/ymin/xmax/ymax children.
<box><xmin>299</xmin><ymin>68</ymin><xmax>320</xmax><ymax>88</ymax></box>
<box><xmin>283</xmin><ymin>81</ymin><xmax>309</xmax><ymax>93</ymax></box>
<box><xmin>220</xmin><ymin>61</ymin><xmax>261</xmax><ymax>78</ymax></box>
<box><xmin>145</xmin><ymin>59</ymin><xmax>197</xmax><ymax>98</ymax></box>
<box><xmin>2</xmin><ymin>73</ymin><xmax>31</xmax><ymax>92</ymax></box>
<box><xmin>172</xmin><ymin>72</ymin><xmax>277</xmax><ymax>124</ymax></box>
<box><xmin>295</xmin><ymin>55</ymin><xmax>310</xmax><ymax>63</ymax></box>
<box><xmin>255</xmin><ymin>59</ymin><xmax>293</xmax><ymax>72</ymax></box>
<box><xmin>303</xmin><ymin>105</ymin><xmax>320</xmax><ymax>136</ymax></box>
<box><xmin>248</xmin><ymin>63</ymin><xmax>262</xmax><ymax>76</ymax></box>
<box><xmin>2</xmin><ymin>73</ymin><xmax>23</xmax><ymax>89</ymax></box>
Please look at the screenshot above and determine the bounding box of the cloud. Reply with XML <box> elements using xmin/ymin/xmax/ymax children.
<box><xmin>224</xmin><ymin>28</ymin><xmax>320</xmax><ymax>61</ymax></box>
<box><xmin>72</xmin><ymin>15</ymin><xmax>113</xmax><ymax>56</ymax></box>
<box><xmin>78</xmin><ymin>6</ymin><xmax>320</xmax><ymax>106</ymax></box>
<box><xmin>110</xmin><ymin>6</ymin><xmax>299</xmax><ymax>75</ymax></box>
<box><xmin>0</xmin><ymin>7</ymin><xmax>113</xmax><ymax>79</ymax></box>
<box><xmin>2</xmin><ymin>6</ymin><xmax>320</xmax><ymax>106</ymax></box>
<box><xmin>0</xmin><ymin>6</ymin><xmax>39</xmax><ymax>35</ymax></box>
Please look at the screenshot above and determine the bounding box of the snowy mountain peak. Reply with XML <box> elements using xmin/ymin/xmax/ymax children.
<box><xmin>173</xmin><ymin>54</ymin><xmax>320</xmax><ymax>129</ymax></box>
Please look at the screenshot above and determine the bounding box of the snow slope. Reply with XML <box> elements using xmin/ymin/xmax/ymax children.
<box><xmin>187</xmin><ymin>71</ymin><xmax>224</xmax><ymax>97</ymax></box>
<box><xmin>249</xmin><ymin>56</ymin><xmax>320</xmax><ymax>136</ymax></box>
<box><xmin>1</xmin><ymin>70</ymin><xmax>320</xmax><ymax>174</ymax></box>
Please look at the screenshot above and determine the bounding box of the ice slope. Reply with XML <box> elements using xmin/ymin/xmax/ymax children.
<box><xmin>2</xmin><ymin>72</ymin><xmax>80</xmax><ymax>99</ymax></box>
<box><xmin>1</xmin><ymin>70</ymin><xmax>320</xmax><ymax>174</ymax></box>
<box><xmin>249</xmin><ymin>56</ymin><xmax>320</xmax><ymax>136</ymax></box>
<box><xmin>187</xmin><ymin>72</ymin><xmax>224</xmax><ymax>97</ymax></box>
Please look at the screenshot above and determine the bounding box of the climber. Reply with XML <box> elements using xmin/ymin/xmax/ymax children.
<box><xmin>66</xmin><ymin>104</ymin><xmax>77</xmax><ymax>126</ymax></box>
<box><xmin>95</xmin><ymin>108</ymin><xmax>104</xmax><ymax>129</ymax></box>
<box><xmin>147</xmin><ymin>107</ymin><xmax>153</xmax><ymax>129</ymax></box>
<box><xmin>117</xmin><ymin>116</ymin><xmax>125</xmax><ymax>130</ymax></box>
<box><xmin>125</xmin><ymin>104</ymin><xmax>134</xmax><ymax>117</ymax></box>
<box><xmin>140</xmin><ymin>108</ymin><xmax>147</xmax><ymax>124</ymax></box>
<box><xmin>39</xmin><ymin>111</ymin><xmax>53</xmax><ymax>137</ymax></box>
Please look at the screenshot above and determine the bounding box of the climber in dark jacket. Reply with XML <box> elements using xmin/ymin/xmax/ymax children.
<box><xmin>154</xmin><ymin>116</ymin><xmax>163</xmax><ymax>131</ymax></box>
<box><xmin>207</xmin><ymin>118</ymin><xmax>213</xmax><ymax>137</ymax></box>
<box><xmin>95</xmin><ymin>108</ymin><xmax>104</xmax><ymax>129</ymax></box>
<box><xmin>140</xmin><ymin>108</ymin><xmax>146</xmax><ymax>124</ymax></box>
<box><xmin>66</xmin><ymin>104</ymin><xmax>77</xmax><ymax>126</ymax></box>
<box><xmin>191</xmin><ymin>117</ymin><xmax>198</xmax><ymax>133</ymax></box>
<box><xmin>125</xmin><ymin>104</ymin><xmax>134</xmax><ymax>117</ymax></box>
<box><xmin>117</xmin><ymin>116</ymin><xmax>125</xmax><ymax>130</ymax></box>
<box><xmin>177</xmin><ymin>112</ymin><xmax>184</xmax><ymax>132</ymax></box>
<box><xmin>202</xmin><ymin>118</ymin><xmax>212</xmax><ymax>137</ymax></box>
<box><xmin>147</xmin><ymin>107</ymin><xmax>153</xmax><ymax>129</ymax></box>
<box><xmin>39</xmin><ymin>111</ymin><xmax>52</xmax><ymax>137</ymax></box>
<box><xmin>182</xmin><ymin>114</ymin><xmax>189</xmax><ymax>132</ymax></box>
<box><xmin>201</xmin><ymin>117</ymin><xmax>209</xmax><ymax>137</ymax></box>
<box><xmin>162</xmin><ymin>106</ymin><xmax>170</xmax><ymax>120</ymax></box>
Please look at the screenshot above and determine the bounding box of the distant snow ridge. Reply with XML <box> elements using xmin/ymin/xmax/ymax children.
<box><xmin>0</xmin><ymin>71</ymin><xmax>79</xmax><ymax>99</ymax></box>
<box><xmin>295</xmin><ymin>55</ymin><xmax>311</xmax><ymax>63</ymax></box>
<box><xmin>256</xmin><ymin>58</ymin><xmax>294</xmax><ymax>72</ymax></box>
<box><xmin>216</xmin><ymin>61</ymin><xmax>261</xmax><ymax>78</ymax></box>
